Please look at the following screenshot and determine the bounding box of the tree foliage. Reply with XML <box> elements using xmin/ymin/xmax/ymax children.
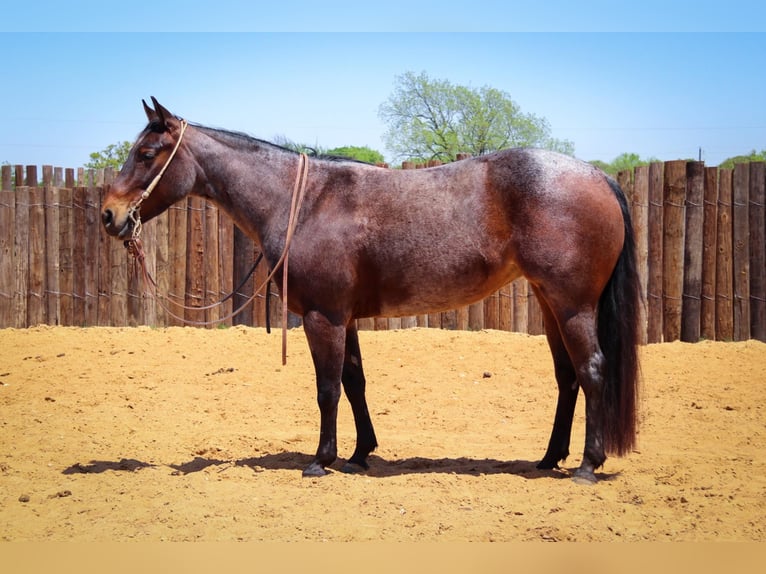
<box><xmin>590</xmin><ymin>152</ymin><xmax>659</xmax><ymax>177</ymax></box>
<box><xmin>379</xmin><ymin>71</ymin><xmax>574</xmax><ymax>162</ymax></box>
<box><xmin>325</xmin><ymin>146</ymin><xmax>385</xmax><ymax>164</ymax></box>
<box><xmin>719</xmin><ymin>149</ymin><xmax>766</xmax><ymax>169</ymax></box>
<box><xmin>85</xmin><ymin>141</ymin><xmax>132</xmax><ymax>170</ymax></box>
<box><xmin>273</xmin><ymin>136</ymin><xmax>385</xmax><ymax>164</ymax></box>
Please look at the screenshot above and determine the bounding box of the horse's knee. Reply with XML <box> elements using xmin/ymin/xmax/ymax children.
<box><xmin>316</xmin><ymin>384</ymin><xmax>341</xmax><ymax>410</ymax></box>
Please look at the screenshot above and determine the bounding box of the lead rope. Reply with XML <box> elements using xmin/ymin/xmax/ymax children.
<box><xmin>125</xmin><ymin>151</ymin><xmax>309</xmax><ymax>365</ymax></box>
<box><xmin>281</xmin><ymin>152</ymin><xmax>309</xmax><ymax>364</ymax></box>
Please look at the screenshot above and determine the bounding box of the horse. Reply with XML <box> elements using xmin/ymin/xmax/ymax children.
<box><xmin>101</xmin><ymin>98</ymin><xmax>640</xmax><ymax>484</ymax></box>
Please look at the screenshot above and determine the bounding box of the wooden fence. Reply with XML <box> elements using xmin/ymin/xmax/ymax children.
<box><xmin>1</xmin><ymin>160</ymin><xmax>764</xmax><ymax>343</ymax></box>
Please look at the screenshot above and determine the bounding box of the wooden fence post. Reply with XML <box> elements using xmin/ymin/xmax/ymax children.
<box><xmin>13</xmin><ymin>187</ymin><xmax>30</xmax><ymax>328</ymax></box>
<box><xmin>27</xmin><ymin>186</ymin><xmax>46</xmax><ymax>326</ymax></box>
<box><xmin>749</xmin><ymin>162</ymin><xmax>766</xmax><ymax>341</ymax></box>
<box><xmin>633</xmin><ymin>166</ymin><xmax>649</xmax><ymax>344</ymax></box>
<box><xmin>156</xmin><ymin>211</ymin><xmax>171</xmax><ymax>327</ymax></box>
<box><xmin>646</xmin><ymin>162</ymin><xmax>664</xmax><ymax>343</ymax></box>
<box><xmin>84</xmin><ymin>184</ymin><xmax>101</xmax><ymax>326</ymax></box>
<box><xmin>45</xmin><ymin>185</ymin><xmax>61</xmax><ymax>325</ymax></box>
<box><xmin>232</xmin><ymin>225</ymin><xmax>255</xmax><ymax>327</ymax></box>
<box><xmin>204</xmin><ymin>200</ymin><xmax>220</xmax><ymax>327</ymax></box>
<box><xmin>185</xmin><ymin>196</ymin><xmax>206</xmax><ymax>325</ymax></box>
<box><xmin>484</xmin><ymin>290</ymin><xmax>499</xmax><ymax>330</ymax></box>
<box><xmin>218</xmin><ymin>208</ymin><xmax>235</xmax><ymax>327</ymax></box>
<box><xmin>700</xmin><ymin>167</ymin><xmax>719</xmax><ymax>340</ymax></box>
<box><xmin>662</xmin><ymin>161</ymin><xmax>687</xmax><ymax>342</ymax></box>
<box><xmin>167</xmin><ymin>200</ymin><xmax>189</xmax><ymax>326</ymax></box>
<box><xmin>42</xmin><ymin>165</ymin><xmax>53</xmax><ymax>186</ymax></box>
<box><xmin>1</xmin><ymin>165</ymin><xmax>12</xmax><ymax>191</ymax></box>
<box><xmin>0</xmin><ymin>188</ymin><xmax>15</xmax><ymax>327</ymax></box>
<box><xmin>527</xmin><ymin>288</ymin><xmax>545</xmax><ymax>335</ymax></box>
<box><xmin>108</xmin><ymin>222</ymin><xmax>127</xmax><ymax>328</ymax></box>
<box><xmin>498</xmin><ymin>284</ymin><xmax>512</xmax><ymax>332</ymax></box>
<box><xmin>72</xmin><ymin>187</ymin><xmax>87</xmax><ymax>326</ymax></box>
<box><xmin>25</xmin><ymin>166</ymin><xmax>38</xmax><ymax>188</ymax></box>
<box><xmin>141</xmin><ymin>218</ymin><xmax>158</xmax><ymax>327</ymax></box>
<box><xmin>511</xmin><ymin>278</ymin><xmax>528</xmax><ymax>334</ymax></box>
<box><xmin>732</xmin><ymin>163</ymin><xmax>750</xmax><ymax>341</ymax></box>
<box><xmin>97</xmin><ymin>206</ymin><xmax>112</xmax><ymax>326</ymax></box>
<box><xmin>468</xmin><ymin>299</ymin><xmax>484</xmax><ymax>331</ymax></box>
<box><xmin>58</xmin><ymin>187</ymin><xmax>74</xmax><ymax>326</ymax></box>
<box><xmin>681</xmin><ymin>161</ymin><xmax>704</xmax><ymax>342</ymax></box>
<box><xmin>715</xmin><ymin>170</ymin><xmax>734</xmax><ymax>340</ymax></box>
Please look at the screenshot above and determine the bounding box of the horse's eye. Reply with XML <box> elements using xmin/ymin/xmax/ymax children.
<box><xmin>140</xmin><ymin>149</ymin><xmax>156</xmax><ymax>161</ymax></box>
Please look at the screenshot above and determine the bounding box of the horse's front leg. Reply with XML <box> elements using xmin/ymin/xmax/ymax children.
<box><xmin>301</xmin><ymin>310</ymin><xmax>346</xmax><ymax>477</ymax></box>
<box><xmin>340</xmin><ymin>325</ymin><xmax>378</xmax><ymax>473</ymax></box>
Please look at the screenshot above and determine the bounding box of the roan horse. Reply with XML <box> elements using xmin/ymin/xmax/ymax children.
<box><xmin>102</xmin><ymin>98</ymin><xmax>640</xmax><ymax>484</ymax></box>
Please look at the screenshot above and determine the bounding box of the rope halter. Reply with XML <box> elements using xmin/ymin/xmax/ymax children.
<box><xmin>127</xmin><ymin>119</ymin><xmax>189</xmax><ymax>241</ymax></box>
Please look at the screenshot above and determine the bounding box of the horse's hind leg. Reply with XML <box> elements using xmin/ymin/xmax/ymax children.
<box><xmin>340</xmin><ymin>325</ymin><xmax>378</xmax><ymax>473</ymax></box>
<box><xmin>559</xmin><ymin>311</ymin><xmax>607</xmax><ymax>483</ymax></box>
<box><xmin>532</xmin><ymin>288</ymin><xmax>607</xmax><ymax>484</ymax></box>
<box><xmin>534</xmin><ymin>287</ymin><xmax>579</xmax><ymax>470</ymax></box>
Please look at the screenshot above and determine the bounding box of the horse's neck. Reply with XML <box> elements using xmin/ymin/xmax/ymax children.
<box><xmin>195</xmin><ymin>133</ymin><xmax>296</xmax><ymax>250</ymax></box>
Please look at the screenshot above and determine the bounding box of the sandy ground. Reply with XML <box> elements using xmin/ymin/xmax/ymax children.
<box><xmin>0</xmin><ymin>325</ymin><xmax>764</xmax><ymax>541</ymax></box>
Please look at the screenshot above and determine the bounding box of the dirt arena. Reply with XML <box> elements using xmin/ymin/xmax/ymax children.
<box><xmin>1</xmin><ymin>325</ymin><xmax>764</xmax><ymax>541</ymax></box>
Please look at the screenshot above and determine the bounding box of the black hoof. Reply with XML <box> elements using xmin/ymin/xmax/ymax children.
<box><xmin>536</xmin><ymin>458</ymin><xmax>560</xmax><ymax>470</ymax></box>
<box><xmin>340</xmin><ymin>461</ymin><xmax>369</xmax><ymax>474</ymax></box>
<box><xmin>302</xmin><ymin>462</ymin><xmax>329</xmax><ymax>477</ymax></box>
<box><xmin>572</xmin><ymin>468</ymin><xmax>597</xmax><ymax>485</ymax></box>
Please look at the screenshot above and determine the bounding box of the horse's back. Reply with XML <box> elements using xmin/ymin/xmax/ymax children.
<box><xmin>300</xmin><ymin>148</ymin><xmax>625</xmax><ymax>319</ymax></box>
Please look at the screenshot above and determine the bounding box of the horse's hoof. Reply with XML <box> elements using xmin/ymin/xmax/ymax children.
<box><xmin>340</xmin><ymin>461</ymin><xmax>368</xmax><ymax>474</ymax></box>
<box><xmin>572</xmin><ymin>469</ymin><xmax>597</xmax><ymax>485</ymax></box>
<box><xmin>536</xmin><ymin>459</ymin><xmax>559</xmax><ymax>470</ymax></box>
<box><xmin>302</xmin><ymin>462</ymin><xmax>329</xmax><ymax>477</ymax></box>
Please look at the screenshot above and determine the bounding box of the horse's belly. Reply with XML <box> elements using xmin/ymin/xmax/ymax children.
<box><xmin>369</xmin><ymin>262</ymin><xmax>522</xmax><ymax>319</ymax></box>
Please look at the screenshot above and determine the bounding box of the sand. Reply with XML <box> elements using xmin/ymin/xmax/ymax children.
<box><xmin>1</xmin><ymin>325</ymin><xmax>764</xmax><ymax>541</ymax></box>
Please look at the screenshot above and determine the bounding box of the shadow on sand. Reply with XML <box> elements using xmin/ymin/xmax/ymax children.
<box><xmin>63</xmin><ymin>451</ymin><xmax>620</xmax><ymax>482</ymax></box>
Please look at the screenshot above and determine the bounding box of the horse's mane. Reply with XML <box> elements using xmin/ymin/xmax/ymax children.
<box><xmin>192</xmin><ymin>123</ymin><xmax>297</xmax><ymax>155</ymax></box>
<box><xmin>192</xmin><ymin>122</ymin><xmax>373</xmax><ymax>165</ymax></box>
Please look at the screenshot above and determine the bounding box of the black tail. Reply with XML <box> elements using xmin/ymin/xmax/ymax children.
<box><xmin>599</xmin><ymin>178</ymin><xmax>641</xmax><ymax>456</ymax></box>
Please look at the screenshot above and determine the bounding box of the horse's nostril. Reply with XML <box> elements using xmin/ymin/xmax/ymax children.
<box><xmin>102</xmin><ymin>209</ymin><xmax>113</xmax><ymax>227</ymax></box>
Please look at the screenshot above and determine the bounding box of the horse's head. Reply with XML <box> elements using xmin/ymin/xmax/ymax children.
<box><xmin>101</xmin><ymin>97</ymin><xmax>194</xmax><ymax>239</ymax></box>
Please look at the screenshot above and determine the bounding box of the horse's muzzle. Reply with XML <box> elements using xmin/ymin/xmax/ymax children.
<box><xmin>101</xmin><ymin>208</ymin><xmax>133</xmax><ymax>239</ymax></box>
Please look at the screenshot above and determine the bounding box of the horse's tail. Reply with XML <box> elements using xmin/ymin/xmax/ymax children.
<box><xmin>599</xmin><ymin>178</ymin><xmax>641</xmax><ymax>457</ymax></box>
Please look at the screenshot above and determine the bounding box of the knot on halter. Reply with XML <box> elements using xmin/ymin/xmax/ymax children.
<box><xmin>124</xmin><ymin>237</ymin><xmax>145</xmax><ymax>263</ymax></box>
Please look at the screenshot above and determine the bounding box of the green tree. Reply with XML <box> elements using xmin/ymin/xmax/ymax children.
<box><xmin>379</xmin><ymin>71</ymin><xmax>573</xmax><ymax>162</ymax></box>
<box><xmin>325</xmin><ymin>145</ymin><xmax>385</xmax><ymax>164</ymax></box>
<box><xmin>85</xmin><ymin>141</ymin><xmax>132</xmax><ymax>170</ymax></box>
<box><xmin>274</xmin><ymin>136</ymin><xmax>386</xmax><ymax>164</ymax></box>
<box><xmin>591</xmin><ymin>152</ymin><xmax>659</xmax><ymax>177</ymax></box>
<box><xmin>719</xmin><ymin>149</ymin><xmax>766</xmax><ymax>169</ymax></box>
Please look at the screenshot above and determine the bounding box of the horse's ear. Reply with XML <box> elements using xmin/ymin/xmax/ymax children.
<box><xmin>142</xmin><ymin>99</ymin><xmax>158</xmax><ymax>123</ymax></box>
<box><xmin>150</xmin><ymin>97</ymin><xmax>180</xmax><ymax>131</ymax></box>
<box><xmin>151</xmin><ymin>97</ymin><xmax>172</xmax><ymax>123</ymax></box>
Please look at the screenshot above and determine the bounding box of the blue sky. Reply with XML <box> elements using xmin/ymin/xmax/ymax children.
<box><xmin>1</xmin><ymin>2</ymin><xmax>764</xmax><ymax>168</ymax></box>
